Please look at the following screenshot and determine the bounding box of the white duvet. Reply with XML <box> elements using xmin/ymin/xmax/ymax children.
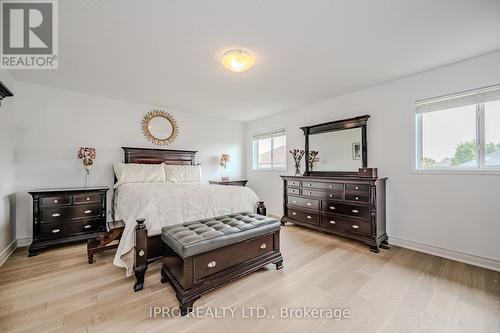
<box><xmin>113</xmin><ymin>182</ymin><xmax>260</xmax><ymax>275</ymax></box>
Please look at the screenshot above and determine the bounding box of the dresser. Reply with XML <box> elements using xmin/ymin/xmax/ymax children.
<box><xmin>281</xmin><ymin>175</ymin><xmax>388</xmax><ymax>252</ymax></box>
<box><xmin>28</xmin><ymin>187</ymin><xmax>109</xmax><ymax>256</ymax></box>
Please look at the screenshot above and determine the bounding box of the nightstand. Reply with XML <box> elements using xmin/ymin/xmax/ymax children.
<box><xmin>208</xmin><ymin>180</ymin><xmax>248</xmax><ymax>187</ymax></box>
<box><xmin>28</xmin><ymin>186</ymin><xmax>109</xmax><ymax>256</ymax></box>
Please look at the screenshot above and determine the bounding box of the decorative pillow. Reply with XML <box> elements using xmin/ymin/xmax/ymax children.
<box><xmin>164</xmin><ymin>164</ymin><xmax>202</xmax><ymax>183</ymax></box>
<box><xmin>113</xmin><ymin>163</ymin><xmax>166</xmax><ymax>187</ymax></box>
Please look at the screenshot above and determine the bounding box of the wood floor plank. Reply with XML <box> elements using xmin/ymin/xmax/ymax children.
<box><xmin>0</xmin><ymin>225</ymin><xmax>498</xmax><ymax>333</ymax></box>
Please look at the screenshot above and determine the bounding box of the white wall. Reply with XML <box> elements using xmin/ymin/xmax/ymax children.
<box><xmin>246</xmin><ymin>51</ymin><xmax>500</xmax><ymax>263</ymax></box>
<box><xmin>0</xmin><ymin>70</ymin><xmax>17</xmax><ymax>259</ymax></box>
<box><xmin>13</xmin><ymin>82</ymin><xmax>245</xmax><ymax>241</ymax></box>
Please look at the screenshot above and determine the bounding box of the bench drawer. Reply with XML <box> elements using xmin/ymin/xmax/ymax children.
<box><xmin>193</xmin><ymin>234</ymin><xmax>274</xmax><ymax>281</ymax></box>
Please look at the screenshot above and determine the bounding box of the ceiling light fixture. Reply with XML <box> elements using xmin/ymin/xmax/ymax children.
<box><xmin>221</xmin><ymin>50</ymin><xmax>255</xmax><ymax>73</ymax></box>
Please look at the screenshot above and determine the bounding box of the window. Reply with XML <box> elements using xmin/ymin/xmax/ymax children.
<box><xmin>252</xmin><ymin>129</ymin><xmax>286</xmax><ymax>170</ymax></box>
<box><xmin>415</xmin><ymin>84</ymin><xmax>500</xmax><ymax>171</ymax></box>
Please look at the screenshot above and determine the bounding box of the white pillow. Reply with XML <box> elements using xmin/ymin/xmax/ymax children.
<box><xmin>164</xmin><ymin>164</ymin><xmax>202</xmax><ymax>183</ymax></box>
<box><xmin>113</xmin><ymin>163</ymin><xmax>166</xmax><ymax>187</ymax></box>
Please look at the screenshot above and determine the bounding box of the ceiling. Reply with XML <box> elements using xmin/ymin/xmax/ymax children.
<box><xmin>10</xmin><ymin>0</ymin><xmax>500</xmax><ymax>122</ymax></box>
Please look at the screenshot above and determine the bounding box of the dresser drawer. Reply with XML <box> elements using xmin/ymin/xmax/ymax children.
<box><xmin>287</xmin><ymin>196</ymin><xmax>319</xmax><ymax>210</ymax></box>
<box><xmin>301</xmin><ymin>189</ymin><xmax>342</xmax><ymax>200</ymax></box>
<box><xmin>322</xmin><ymin>201</ymin><xmax>370</xmax><ymax>219</ymax></box>
<box><xmin>287</xmin><ymin>180</ymin><xmax>301</xmax><ymax>187</ymax></box>
<box><xmin>301</xmin><ymin>181</ymin><xmax>343</xmax><ymax>191</ymax></box>
<box><xmin>287</xmin><ymin>208</ymin><xmax>319</xmax><ymax>225</ymax></box>
<box><xmin>39</xmin><ymin>219</ymin><xmax>103</xmax><ymax>240</ymax></box>
<box><xmin>73</xmin><ymin>193</ymin><xmax>102</xmax><ymax>205</ymax></box>
<box><xmin>40</xmin><ymin>195</ymin><xmax>71</xmax><ymax>207</ymax></box>
<box><xmin>193</xmin><ymin>234</ymin><xmax>274</xmax><ymax>281</ymax></box>
<box><xmin>320</xmin><ymin>215</ymin><xmax>371</xmax><ymax>236</ymax></box>
<box><xmin>345</xmin><ymin>184</ymin><xmax>370</xmax><ymax>193</ymax></box>
<box><xmin>41</xmin><ymin>203</ymin><xmax>101</xmax><ymax>223</ymax></box>
<box><xmin>287</xmin><ymin>187</ymin><xmax>300</xmax><ymax>195</ymax></box>
<box><xmin>345</xmin><ymin>193</ymin><xmax>369</xmax><ymax>203</ymax></box>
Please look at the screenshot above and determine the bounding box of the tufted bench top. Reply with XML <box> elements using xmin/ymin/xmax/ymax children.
<box><xmin>161</xmin><ymin>212</ymin><xmax>280</xmax><ymax>258</ymax></box>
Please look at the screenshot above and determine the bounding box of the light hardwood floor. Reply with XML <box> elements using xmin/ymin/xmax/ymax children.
<box><xmin>0</xmin><ymin>225</ymin><xmax>499</xmax><ymax>333</ymax></box>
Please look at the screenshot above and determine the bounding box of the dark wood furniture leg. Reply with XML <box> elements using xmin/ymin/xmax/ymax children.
<box><xmin>134</xmin><ymin>218</ymin><xmax>148</xmax><ymax>292</ymax></box>
<box><xmin>380</xmin><ymin>238</ymin><xmax>391</xmax><ymax>250</ymax></box>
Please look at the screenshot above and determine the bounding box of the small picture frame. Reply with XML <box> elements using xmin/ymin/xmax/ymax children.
<box><xmin>352</xmin><ymin>142</ymin><xmax>361</xmax><ymax>160</ymax></box>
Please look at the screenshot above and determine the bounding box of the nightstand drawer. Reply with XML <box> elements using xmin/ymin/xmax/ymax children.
<box><xmin>41</xmin><ymin>203</ymin><xmax>101</xmax><ymax>223</ymax></box>
<box><xmin>40</xmin><ymin>195</ymin><xmax>71</xmax><ymax>207</ymax></box>
<box><xmin>73</xmin><ymin>193</ymin><xmax>101</xmax><ymax>204</ymax></box>
<box><xmin>39</xmin><ymin>219</ymin><xmax>103</xmax><ymax>239</ymax></box>
<box><xmin>287</xmin><ymin>180</ymin><xmax>300</xmax><ymax>187</ymax></box>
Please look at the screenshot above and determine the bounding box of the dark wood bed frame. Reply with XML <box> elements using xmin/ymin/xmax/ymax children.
<box><xmin>103</xmin><ymin>147</ymin><xmax>266</xmax><ymax>292</ymax></box>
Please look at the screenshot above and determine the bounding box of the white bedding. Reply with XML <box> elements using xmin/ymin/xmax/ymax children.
<box><xmin>113</xmin><ymin>182</ymin><xmax>260</xmax><ymax>275</ymax></box>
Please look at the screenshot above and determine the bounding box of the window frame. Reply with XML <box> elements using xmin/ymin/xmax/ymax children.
<box><xmin>252</xmin><ymin>129</ymin><xmax>287</xmax><ymax>171</ymax></box>
<box><xmin>413</xmin><ymin>85</ymin><xmax>500</xmax><ymax>174</ymax></box>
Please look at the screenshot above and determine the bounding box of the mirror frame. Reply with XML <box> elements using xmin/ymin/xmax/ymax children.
<box><xmin>301</xmin><ymin>115</ymin><xmax>370</xmax><ymax>177</ymax></box>
<box><xmin>141</xmin><ymin>110</ymin><xmax>179</xmax><ymax>146</ymax></box>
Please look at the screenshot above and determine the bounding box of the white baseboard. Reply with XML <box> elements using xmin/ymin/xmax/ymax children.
<box><xmin>390</xmin><ymin>236</ymin><xmax>500</xmax><ymax>272</ymax></box>
<box><xmin>16</xmin><ymin>237</ymin><xmax>32</xmax><ymax>248</ymax></box>
<box><xmin>0</xmin><ymin>240</ymin><xmax>17</xmax><ymax>266</ymax></box>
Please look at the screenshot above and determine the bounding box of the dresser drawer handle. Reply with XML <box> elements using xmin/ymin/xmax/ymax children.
<box><xmin>355</xmin><ymin>197</ymin><xmax>359</xmax><ymax>200</ymax></box>
<box><xmin>306</xmin><ymin>202</ymin><xmax>312</xmax><ymax>206</ymax></box>
<box><xmin>329</xmin><ymin>220</ymin><xmax>336</xmax><ymax>224</ymax></box>
<box><xmin>53</xmin><ymin>199</ymin><xmax>58</xmax><ymax>203</ymax></box>
<box><xmin>51</xmin><ymin>213</ymin><xmax>61</xmax><ymax>217</ymax></box>
<box><xmin>352</xmin><ymin>225</ymin><xmax>359</xmax><ymax>229</ymax></box>
<box><xmin>207</xmin><ymin>261</ymin><xmax>216</xmax><ymax>268</ymax></box>
<box><xmin>84</xmin><ymin>224</ymin><xmax>92</xmax><ymax>229</ymax></box>
<box><xmin>329</xmin><ymin>194</ymin><xmax>333</xmax><ymax>198</ymax></box>
<box><xmin>306</xmin><ymin>215</ymin><xmax>312</xmax><ymax>219</ymax></box>
<box><xmin>51</xmin><ymin>228</ymin><xmax>61</xmax><ymax>233</ymax></box>
<box><xmin>329</xmin><ymin>206</ymin><xmax>335</xmax><ymax>210</ymax></box>
<box><xmin>307</xmin><ymin>183</ymin><xmax>312</xmax><ymax>187</ymax></box>
<box><xmin>86</xmin><ymin>197</ymin><xmax>90</xmax><ymax>201</ymax></box>
<box><xmin>260</xmin><ymin>243</ymin><xmax>267</xmax><ymax>249</ymax></box>
<box><xmin>355</xmin><ymin>186</ymin><xmax>359</xmax><ymax>190</ymax></box>
<box><xmin>329</xmin><ymin>185</ymin><xmax>333</xmax><ymax>188</ymax></box>
<box><xmin>84</xmin><ymin>210</ymin><xmax>92</xmax><ymax>214</ymax></box>
<box><xmin>292</xmin><ymin>212</ymin><xmax>297</xmax><ymax>215</ymax></box>
<box><xmin>292</xmin><ymin>200</ymin><xmax>297</xmax><ymax>203</ymax></box>
<box><xmin>352</xmin><ymin>209</ymin><xmax>359</xmax><ymax>214</ymax></box>
<box><xmin>308</xmin><ymin>192</ymin><xmax>312</xmax><ymax>195</ymax></box>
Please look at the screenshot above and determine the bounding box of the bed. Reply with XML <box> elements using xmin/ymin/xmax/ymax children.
<box><xmin>110</xmin><ymin>147</ymin><xmax>265</xmax><ymax>291</ymax></box>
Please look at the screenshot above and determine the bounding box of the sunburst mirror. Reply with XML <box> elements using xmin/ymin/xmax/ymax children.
<box><xmin>142</xmin><ymin>110</ymin><xmax>179</xmax><ymax>145</ymax></box>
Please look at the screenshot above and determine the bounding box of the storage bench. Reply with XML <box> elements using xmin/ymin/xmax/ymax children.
<box><xmin>160</xmin><ymin>212</ymin><xmax>283</xmax><ymax>315</ymax></box>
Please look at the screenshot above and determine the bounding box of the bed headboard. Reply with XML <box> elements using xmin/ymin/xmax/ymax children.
<box><xmin>122</xmin><ymin>147</ymin><xmax>197</xmax><ymax>165</ymax></box>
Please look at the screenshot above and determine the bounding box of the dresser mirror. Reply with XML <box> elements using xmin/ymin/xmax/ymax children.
<box><xmin>301</xmin><ymin>115</ymin><xmax>369</xmax><ymax>176</ymax></box>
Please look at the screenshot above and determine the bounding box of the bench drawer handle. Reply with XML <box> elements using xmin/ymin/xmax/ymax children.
<box><xmin>84</xmin><ymin>224</ymin><xmax>92</xmax><ymax>229</ymax></box>
<box><xmin>352</xmin><ymin>225</ymin><xmax>359</xmax><ymax>229</ymax></box>
<box><xmin>84</xmin><ymin>210</ymin><xmax>92</xmax><ymax>214</ymax></box>
<box><xmin>260</xmin><ymin>243</ymin><xmax>267</xmax><ymax>249</ymax></box>
<box><xmin>51</xmin><ymin>228</ymin><xmax>61</xmax><ymax>233</ymax></box>
<box><xmin>207</xmin><ymin>261</ymin><xmax>216</xmax><ymax>268</ymax></box>
<box><xmin>352</xmin><ymin>209</ymin><xmax>359</xmax><ymax>214</ymax></box>
<box><xmin>51</xmin><ymin>213</ymin><xmax>61</xmax><ymax>217</ymax></box>
<box><xmin>139</xmin><ymin>250</ymin><xmax>145</xmax><ymax>257</ymax></box>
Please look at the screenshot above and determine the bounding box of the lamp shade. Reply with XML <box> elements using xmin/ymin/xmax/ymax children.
<box><xmin>78</xmin><ymin>147</ymin><xmax>96</xmax><ymax>160</ymax></box>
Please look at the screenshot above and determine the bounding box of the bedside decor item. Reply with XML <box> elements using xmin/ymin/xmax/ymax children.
<box><xmin>308</xmin><ymin>150</ymin><xmax>319</xmax><ymax>171</ymax></box>
<box><xmin>289</xmin><ymin>149</ymin><xmax>305</xmax><ymax>176</ymax></box>
<box><xmin>28</xmin><ymin>187</ymin><xmax>109</xmax><ymax>256</ymax></box>
<box><xmin>219</xmin><ymin>153</ymin><xmax>230</xmax><ymax>168</ymax></box>
<box><xmin>0</xmin><ymin>80</ymin><xmax>14</xmax><ymax>107</ymax></box>
<box><xmin>142</xmin><ymin>110</ymin><xmax>179</xmax><ymax>146</ymax></box>
<box><xmin>78</xmin><ymin>147</ymin><xmax>96</xmax><ymax>175</ymax></box>
<box><xmin>209</xmin><ymin>179</ymin><xmax>248</xmax><ymax>186</ymax></box>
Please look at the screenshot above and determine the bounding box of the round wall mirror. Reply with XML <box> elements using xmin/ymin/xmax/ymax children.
<box><xmin>142</xmin><ymin>110</ymin><xmax>179</xmax><ymax>145</ymax></box>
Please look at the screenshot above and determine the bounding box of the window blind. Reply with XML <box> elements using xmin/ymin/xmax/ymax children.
<box><xmin>415</xmin><ymin>84</ymin><xmax>500</xmax><ymax>113</ymax></box>
<box><xmin>252</xmin><ymin>129</ymin><xmax>286</xmax><ymax>141</ymax></box>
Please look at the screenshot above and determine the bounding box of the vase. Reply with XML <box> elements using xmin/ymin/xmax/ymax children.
<box><xmin>294</xmin><ymin>161</ymin><xmax>301</xmax><ymax>176</ymax></box>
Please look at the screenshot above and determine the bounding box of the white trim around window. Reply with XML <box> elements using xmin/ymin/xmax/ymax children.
<box><xmin>413</xmin><ymin>84</ymin><xmax>500</xmax><ymax>174</ymax></box>
<box><xmin>252</xmin><ymin>129</ymin><xmax>287</xmax><ymax>171</ymax></box>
